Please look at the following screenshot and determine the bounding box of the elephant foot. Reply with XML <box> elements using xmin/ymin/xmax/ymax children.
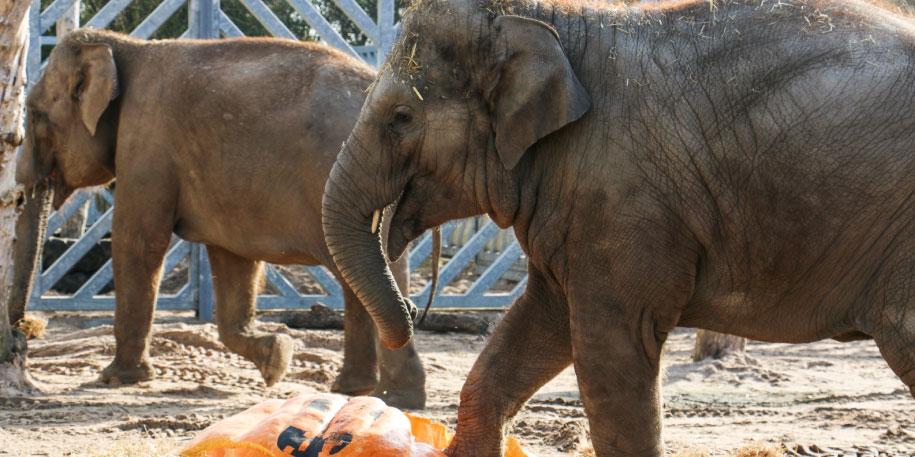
<box><xmin>374</xmin><ymin>345</ymin><xmax>426</xmax><ymax>409</ymax></box>
<box><xmin>371</xmin><ymin>385</ymin><xmax>426</xmax><ymax>410</ymax></box>
<box><xmin>99</xmin><ymin>360</ymin><xmax>154</xmax><ymax>386</ymax></box>
<box><xmin>903</xmin><ymin>369</ymin><xmax>915</xmax><ymax>399</ymax></box>
<box><xmin>254</xmin><ymin>334</ymin><xmax>294</xmax><ymax>387</ymax></box>
<box><xmin>331</xmin><ymin>369</ymin><xmax>377</xmax><ymax>396</ymax></box>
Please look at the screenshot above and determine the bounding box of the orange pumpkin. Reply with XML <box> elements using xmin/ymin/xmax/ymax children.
<box><xmin>180</xmin><ymin>393</ymin><xmax>529</xmax><ymax>457</ymax></box>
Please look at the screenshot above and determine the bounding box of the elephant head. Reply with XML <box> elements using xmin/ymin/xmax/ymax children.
<box><xmin>9</xmin><ymin>33</ymin><xmax>118</xmax><ymax>324</ymax></box>
<box><xmin>321</xmin><ymin>0</ymin><xmax>590</xmax><ymax>348</ymax></box>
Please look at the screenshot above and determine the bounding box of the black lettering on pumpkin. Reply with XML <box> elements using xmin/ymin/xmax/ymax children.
<box><xmin>276</xmin><ymin>426</ymin><xmax>352</xmax><ymax>457</ymax></box>
<box><xmin>328</xmin><ymin>432</ymin><xmax>353</xmax><ymax>455</ymax></box>
<box><xmin>277</xmin><ymin>426</ymin><xmax>308</xmax><ymax>456</ymax></box>
<box><xmin>301</xmin><ymin>436</ymin><xmax>326</xmax><ymax>457</ymax></box>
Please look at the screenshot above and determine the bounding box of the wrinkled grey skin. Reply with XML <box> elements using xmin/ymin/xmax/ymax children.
<box><xmin>322</xmin><ymin>0</ymin><xmax>915</xmax><ymax>454</ymax></box>
<box><xmin>8</xmin><ymin>180</ymin><xmax>51</xmax><ymax>326</ymax></box>
<box><xmin>16</xmin><ymin>30</ymin><xmax>425</xmax><ymax>408</ymax></box>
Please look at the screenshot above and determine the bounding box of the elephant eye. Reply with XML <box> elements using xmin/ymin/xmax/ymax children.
<box><xmin>387</xmin><ymin>106</ymin><xmax>415</xmax><ymax>133</ymax></box>
<box><xmin>394</xmin><ymin>111</ymin><xmax>412</xmax><ymax>124</ymax></box>
<box><xmin>29</xmin><ymin>110</ymin><xmax>48</xmax><ymax>125</ymax></box>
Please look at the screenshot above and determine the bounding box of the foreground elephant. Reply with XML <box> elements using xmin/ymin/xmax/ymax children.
<box><xmin>14</xmin><ymin>30</ymin><xmax>426</xmax><ymax>408</ymax></box>
<box><xmin>321</xmin><ymin>0</ymin><xmax>915</xmax><ymax>453</ymax></box>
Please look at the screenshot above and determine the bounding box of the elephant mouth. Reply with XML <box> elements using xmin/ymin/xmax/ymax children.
<box><xmin>386</xmin><ymin>180</ymin><xmax>426</xmax><ymax>263</ymax></box>
<box><xmin>49</xmin><ymin>169</ymin><xmax>72</xmax><ymax>210</ymax></box>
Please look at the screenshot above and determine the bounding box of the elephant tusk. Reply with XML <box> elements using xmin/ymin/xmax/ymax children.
<box><xmin>370</xmin><ymin>208</ymin><xmax>381</xmax><ymax>234</ymax></box>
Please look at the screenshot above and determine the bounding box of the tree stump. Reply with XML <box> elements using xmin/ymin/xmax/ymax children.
<box><xmin>0</xmin><ymin>0</ymin><xmax>35</xmax><ymax>393</ymax></box>
<box><xmin>692</xmin><ymin>330</ymin><xmax>746</xmax><ymax>361</ymax></box>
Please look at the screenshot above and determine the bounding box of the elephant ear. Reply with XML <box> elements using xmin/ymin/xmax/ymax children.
<box><xmin>75</xmin><ymin>43</ymin><xmax>118</xmax><ymax>136</ymax></box>
<box><xmin>488</xmin><ymin>15</ymin><xmax>591</xmax><ymax>170</ymax></box>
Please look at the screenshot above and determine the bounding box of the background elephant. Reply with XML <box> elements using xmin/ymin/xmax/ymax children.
<box><xmin>14</xmin><ymin>29</ymin><xmax>426</xmax><ymax>408</ymax></box>
<box><xmin>321</xmin><ymin>0</ymin><xmax>915</xmax><ymax>454</ymax></box>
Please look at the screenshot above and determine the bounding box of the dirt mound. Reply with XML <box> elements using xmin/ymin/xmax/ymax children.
<box><xmin>513</xmin><ymin>418</ymin><xmax>589</xmax><ymax>452</ymax></box>
<box><xmin>113</xmin><ymin>414</ymin><xmax>212</xmax><ymax>435</ymax></box>
<box><xmin>153</xmin><ymin>324</ymin><xmax>225</xmax><ymax>352</ymax></box>
<box><xmin>665</xmin><ymin>352</ymin><xmax>789</xmax><ymax>387</ymax></box>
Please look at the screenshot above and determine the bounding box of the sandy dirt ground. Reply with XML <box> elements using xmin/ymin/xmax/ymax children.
<box><xmin>0</xmin><ymin>312</ymin><xmax>912</xmax><ymax>457</ymax></box>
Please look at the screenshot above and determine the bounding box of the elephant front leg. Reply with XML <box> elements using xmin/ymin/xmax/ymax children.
<box><xmin>567</xmin><ymin>253</ymin><xmax>694</xmax><ymax>456</ymax></box>
<box><xmin>332</xmin><ymin>282</ymin><xmax>427</xmax><ymax>409</ymax></box>
<box><xmin>447</xmin><ymin>269</ymin><xmax>572</xmax><ymax>457</ymax></box>
<box><xmin>207</xmin><ymin>245</ymin><xmax>293</xmax><ymax>387</ymax></box>
<box><xmin>333</xmin><ymin>246</ymin><xmax>427</xmax><ymax>409</ymax></box>
<box><xmin>571</xmin><ymin>305</ymin><xmax>666</xmax><ymax>457</ymax></box>
<box><xmin>565</xmin><ymin>216</ymin><xmax>697</xmax><ymax>456</ymax></box>
<box><xmin>372</xmin><ymin>249</ymin><xmax>426</xmax><ymax>409</ymax></box>
<box><xmin>100</xmin><ymin>195</ymin><xmax>174</xmax><ymax>385</ymax></box>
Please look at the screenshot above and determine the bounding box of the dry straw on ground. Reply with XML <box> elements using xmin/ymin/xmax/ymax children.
<box><xmin>16</xmin><ymin>315</ymin><xmax>47</xmax><ymax>339</ymax></box>
<box><xmin>731</xmin><ymin>445</ymin><xmax>784</xmax><ymax>457</ymax></box>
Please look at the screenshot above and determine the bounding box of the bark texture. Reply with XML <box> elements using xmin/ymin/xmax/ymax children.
<box><xmin>0</xmin><ymin>0</ymin><xmax>34</xmax><ymax>393</ymax></box>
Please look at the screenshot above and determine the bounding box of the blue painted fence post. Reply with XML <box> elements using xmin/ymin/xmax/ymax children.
<box><xmin>189</xmin><ymin>0</ymin><xmax>221</xmax><ymax>39</ymax></box>
<box><xmin>192</xmin><ymin>245</ymin><xmax>215</xmax><ymax>321</ymax></box>
<box><xmin>189</xmin><ymin>0</ymin><xmax>220</xmax><ymax>321</ymax></box>
<box><xmin>376</xmin><ymin>0</ymin><xmax>395</xmax><ymax>62</ymax></box>
<box><xmin>27</xmin><ymin>0</ymin><xmax>41</xmax><ymax>88</ymax></box>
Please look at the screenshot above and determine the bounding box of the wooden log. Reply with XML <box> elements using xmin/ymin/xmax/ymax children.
<box><xmin>692</xmin><ymin>330</ymin><xmax>747</xmax><ymax>361</ymax></box>
<box><xmin>416</xmin><ymin>312</ymin><xmax>493</xmax><ymax>334</ymax></box>
<box><xmin>282</xmin><ymin>304</ymin><xmax>343</xmax><ymax>330</ymax></box>
<box><xmin>283</xmin><ymin>304</ymin><xmax>495</xmax><ymax>335</ymax></box>
<box><xmin>0</xmin><ymin>0</ymin><xmax>35</xmax><ymax>392</ymax></box>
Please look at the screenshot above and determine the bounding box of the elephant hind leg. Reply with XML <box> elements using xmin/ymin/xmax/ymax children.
<box><xmin>871</xmin><ymin>314</ymin><xmax>915</xmax><ymax>399</ymax></box>
<box><xmin>874</xmin><ymin>329</ymin><xmax>915</xmax><ymax>399</ymax></box>
<box><xmin>372</xmin><ymin>246</ymin><xmax>426</xmax><ymax>410</ymax></box>
<box><xmin>332</xmin><ymin>285</ymin><xmax>379</xmax><ymax>396</ymax></box>
<box><xmin>331</xmin><ymin>229</ymin><xmax>427</xmax><ymax>409</ymax></box>
<box><xmin>861</xmin><ymin>254</ymin><xmax>915</xmax><ymax>399</ymax></box>
<box><xmin>207</xmin><ymin>245</ymin><xmax>293</xmax><ymax>387</ymax></box>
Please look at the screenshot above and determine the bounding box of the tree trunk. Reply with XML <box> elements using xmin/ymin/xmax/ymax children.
<box><xmin>0</xmin><ymin>0</ymin><xmax>35</xmax><ymax>394</ymax></box>
<box><xmin>692</xmin><ymin>330</ymin><xmax>746</xmax><ymax>361</ymax></box>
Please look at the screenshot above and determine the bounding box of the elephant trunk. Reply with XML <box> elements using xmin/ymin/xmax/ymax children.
<box><xmin>16</xmin><ymin>111</ymin><xmax>53</xmax><ymax>189</ymax></box>
<box><xmin>322</xmin><ymin>138</ymin><xmax>414</xmax><ymax>349</ymax></box>
<box><xmin>8</xmin><ymin>180</ymin><xmax>52</xmax><ymax>325</ymax></box>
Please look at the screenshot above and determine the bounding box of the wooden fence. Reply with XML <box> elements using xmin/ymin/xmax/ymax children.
<box><xmin>25</xmin><ymin>0</ymin><xmax>527</xmax><ymax>318</ymax></box>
